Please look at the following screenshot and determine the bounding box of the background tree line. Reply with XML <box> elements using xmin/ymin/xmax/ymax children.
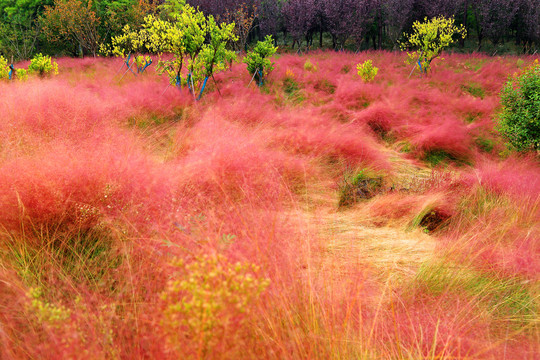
<box><xmin>0</xmin><ymin>0</ymin><xmax>538</xmax><ymax>61</ymax></box>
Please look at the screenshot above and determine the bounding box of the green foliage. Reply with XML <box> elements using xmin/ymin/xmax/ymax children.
<box><xmin>422</xmin><ymin>149</ymin><xmax>455</xmax><ymax>167</ymax></box>
<box><xmin>0</xmin><ymin>57</ymin><xmax>27</xmax><ymax>82</ymax></box>
<box><xmin>133</xmin><ymin>55</ymin><xmax>152</xmax><ymax>72</ymax></box>
<box><xmin>314</xmin><ymin>78</ymin><xmax>336</xmax><ymax>94</ymax></box>
<box><xmin>194</xmin><ymin>15</ymin><xmax>237</xmax><ymax>80</ymax></box>
<box><xmin>4</xmin><ymin>226</ymin><xmax>118</xmax><ymax>290</ymax></box>
<box><xmin>303</xmin><ymin>58</ymin><xmax>317</xmax><ymax>72</ymax></box>
<box><xmin>25</xmin><ymin>287</ymin><xmax>118</xmax><ymax>357</ymax></box>
<box><xmin>461</xmin><ymin>83</ymin><xmax>485</xmax><ymax>99</ymax></box>
<box><xmin>15</xmin><ymin>67</ymin><xmax>28</xmax><ymax>80</ymax></box>
<box><xmin>281</xmin><ymin>68</ymin><xmax>305</xmax><ymax>104</ymax></box>
<box><xmin>127</xmin><ymin>2</ymin><xmax>237</xmax><ymax>98</ymax></box>
<box><xmin>0</xmin><ymin>19</ymin><xmax>40</xmax><ymax>60</ymax></box>
<box><xmin>0</xmin><ymin>0</ymin><xmax>47</xmax><ymax>59</ymax></box>
<box><xmin>27</xmin><ymin>287</ymin><xmax>71</xmax><ymax>326</ymax></box>
<box><xmin>40</xmin><ymin>0</ymin><xmax>153</xmax><ymax>58</ymax></box>
<box><xmin>356</xmin><ymin>59</ymin><xmax>378</xmax><ymax>82</ymax></box>
<box><xmin>422</xmin><ymin>149</ymin><xmax>470</xmax><ymax>167</ymax></box>
<box><xmin>102</xmin><ymin>23</ymin><xmax>149</xmax><ymax>58</ymax></box>
<box><xmin>401</xmin><ymin>16</ymin><xmax>466</xmax><ymax>75</ymax></box>
<box><xmin>458</xmin><ymin>186</ymin><xmax>509</xmax><ymax>220</ymax></box>
<box><xmin>28</xmin><ymin>53</ymin><xmax>58</xmax><ymax>77</ymax></box>
<box><xmin>99</xmin><ymin>0</ymin><xmax>156</xmax><ymax>42</ymax></box>
<box><xmin>101</xmin><ymin>14</ymin><xmax>160</xmax><ymax>73</ymax></box>
<box><xmin>160</xmin><ymin>254</ymin><xmax>269</xmax><ymax>357</ymax></box>
<box><xmin>464</xmin><ymin>111</ymin><xmax>481</xmax><ymax>123</ymax></box>
<box><xmin>0</xmin><ymin>55</ymin><xmax>8</xmax><ymax>79</ymax></box>
<box><xmin>338</xmin><ymin>168</ymin><xmax>384</xmax><ymax>207</ymax></box>
<box><xmin>243</xmin><ymin>35</ymin><xmax>277</xmax><ymax>85</ymax></box>
<box><xmin>497</xmin><ymin>60</ymin><xmax>540</xmax><ymax>152</ymax></box>
<box><xmin>40</xmin><ymin>0</ymin><xmax>101</xmax><ymax>57</ymax></box>
<box><xmin>283</xmin><ymin>69</ymin><xmax>299</xmax><ymax>94</ymax></box>
<box><xmin>475</xmin><ymin>136</ymin><xmax>494</xmax><ymax>153</ymax></box>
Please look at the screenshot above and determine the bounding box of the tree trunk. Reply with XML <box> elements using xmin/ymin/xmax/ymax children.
<box><xmin>377</xmin><ymin>22</ymin><xmax>382</xmax><ymax>50</ymax></box>
<box><xmin>460</xmin><ymin>0</ymin><xmax>469</xmax><ymax>47</ymax></box>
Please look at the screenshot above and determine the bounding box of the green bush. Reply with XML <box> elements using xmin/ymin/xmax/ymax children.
<box><xmin>28</xmin><ymin>53</ymin><xmax>58</xmax><ymax>77</ymax></box>
<box><xmin>497</xmin><ymin>60</ymin><xmax>540</xmax><ymax>152</ymax></box>
<box><xmin>303</xmin><ymin>59</ymin><xmax>317</xmax><ymax>72</ymax></box>
<box><xmin>356</xmin><ymin>60</ymin><xmax>378</xmax><ymax>82</ymax></box>
<box><xmin>15</xmin><ymin>68</ymin><xmax>28</xmax><ymax>81</ymax></box>
<box><xmin>243</xmin><ymin>35</ymin><xmax>277</xmax><ymax>85</ymax></box>
<box><xmin>0</xmin><ymin>55</ymin><xmax>9</xmax><ymax>79</ymax></box>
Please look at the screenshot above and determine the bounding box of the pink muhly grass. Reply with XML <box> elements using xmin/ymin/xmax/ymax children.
<box><xmin>410</xmin><ymin>116</ymin><xmax>473</xmax><ymax>161</ymax></box>
<box><xmin>0</xmin><ymin>52</ymin><xmax>537</xmax><ymax>359</ymax></box>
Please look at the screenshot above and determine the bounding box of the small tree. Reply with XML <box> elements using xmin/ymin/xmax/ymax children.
<box><xmin>147</xmin><ymin>15</ymin><xmax>189</xmax><ymax>88</ymax></box>
<box><xmin>498</xmin><ymin>60</ymin><xmax>540</xmax><ymax>152</ymax></box>
<box><xmin>41</xmin><ymin>0</ymin><xmax>101</xmax><ymax>57</ymax></box>
<box><xmin>103</xmin><ymin>22</ymin><xmax>154</xmax><ymax>74</ymax></box>
<box><xmin>0</xmin><ymin>17</ymin><xmax>41</xmax><ymax>61</ymax></box>
<box><xmin>222</xmin><ymin>3</ymin><xmax>257</xmax><ymax>52</ymax></box>
<box><xmin>243</xmin><ymin>35</ymin><xmax>277</xmax><ymax>86</ymax></box>
<box><xmin>193</xmin><ymin>16</ymin><xmax>237</xmax><ymax>99</ymax></box>
<box><xmin>143</xmin><ymin>1</ymin><xmax>236</xmax><ymax>99</ymax></box>
<box><xmin>400</xmin><ymin>16</ymin><xmax>466</xmax><ymax>75</ymax></box>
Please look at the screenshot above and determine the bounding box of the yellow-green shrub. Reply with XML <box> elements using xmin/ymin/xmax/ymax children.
<box><xmin>357</xmin><ymin>60</ymin><xmax>378</xmax><ymax>82</ymax></box>
<box><xmin>0</xmin><ymin>56</ymin><xmax>9</xmax><ymax>79</ymax></box>
<box><xmin>28</xmin><ymin>53</ymin><xmax>58</xmax><ymax>77</ymax></box>
<box><xmin>160</xmin><ymin>254</ymin><xmax>270</xmax><ymax>357</ymax></box>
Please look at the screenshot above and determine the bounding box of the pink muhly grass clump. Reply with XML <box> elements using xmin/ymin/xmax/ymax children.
<box><xmin>207</xmin><ymin>88</ymin><xmax>282</xmax><ymax>127</ymax></box>
<box><xmin>0</xmin><ymin>81</ymin><xmax>110</xmax><ymax>141</ymax></box>
<box><xmin>333</xmin><ymin>78</ymin><xmax>383</xmax><ymax>111</ymax></box>
<box><xmin>452</xmin><ymin>95</ymin><xmax>498</xmax><ymax>123</ymax></box>
<box><xmin>471</xmin><ymin>157</ymin><xmax>540</xmax><ymax>202</ymax></box>
<box><xmin>177</xmin><ymin>116</ymin><xmax>306</xmax><ymax>206</ymax></box>
<box><xmin>273</xmin><ymin>123</ymin><xmax>389</xmax><ymax>169</ymax></box>
<box><xmin>411</xmin><ymin>116</ymin><xmax>473</xmax><ymax>162</ymax></box>
<box><xmin>378</xmin><ymin>292</ymin><xmax>536</xmax><ymax>360</ymax></box>
<box><xmin>351</xmin><ymin>101</ymin><xmax>402</xmax><ymax>137</ymax></box>
<box><xmin>0</xmin><ymin>142</ymin><xmax>177</xmax><ymax>236</ymax></box>
<box><xmin>435</xmin><ymin>159</ymin><xmax>540</xmax><ymax>277</ymax></box>
<box><xmin>475</xmin><ymin>60</ymin><xmax>519</xmax><ymax>94</ymax></box>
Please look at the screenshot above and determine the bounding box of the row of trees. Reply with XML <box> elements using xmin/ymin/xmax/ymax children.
<box><xmin>0</xmin><ymin>0</ymin><xmax>155</xmax><ymax>59</ymax></box>
<box><xmin>0</xmin><ymin>0</ymin><xmax>538</xmax><ymax>60</ymax></box>
<box><xmin>189</xmin><ymin>0</ymin><xmax>540</xmax><ymax>52</ymax></box>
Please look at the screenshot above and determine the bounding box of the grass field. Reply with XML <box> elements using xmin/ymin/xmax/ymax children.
<box><xmin>0</xmin><ymin>51</ymin><xmax>538</xmax><ymax>359</ymax></box>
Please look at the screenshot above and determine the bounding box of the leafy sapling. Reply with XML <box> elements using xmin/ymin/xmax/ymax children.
<box><xmin>149</xmin><ymin>2</ymin><xmax>237</xmax><ymax>99</ymax></box>
<box><xmin>193</xmin><ymin>16</ymin><xmax>237</xmax><ymax>99</ymax></box>
<box><xmin>244</xmin><ymin>35</ymin><xmax>278</xmax><ymax>86</ymax></box>
<box><xmin>400</xmin><ymin>16</ymin><xmax>466</xmax><ymax>76</ymax></box>
<box><xmin>103</xmin><ymin>22</ymin><xmax>154</xmax><ymax>76</ymax></box>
